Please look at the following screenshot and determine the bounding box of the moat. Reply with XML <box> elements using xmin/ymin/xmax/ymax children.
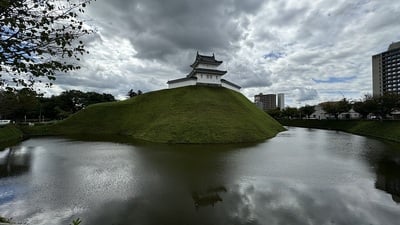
<box><xmin>1</xmin><ymin>127</ymin><xmax>400</xmax><ymax>225</ymax></box>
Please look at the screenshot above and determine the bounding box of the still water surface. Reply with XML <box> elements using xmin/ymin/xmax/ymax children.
<box><xmin>1</xmin><ymin>127</ymin><xmax>400</xmax><ymax>225</ymax></box>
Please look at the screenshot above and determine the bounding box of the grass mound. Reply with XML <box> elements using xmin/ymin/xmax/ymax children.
<box><xmin>0</xmin><ymin>124</ymin><xmax>23</xmax><ymax>147</ymax></box>
<box><xmin>31</xmin><ymin>86</ymin><xmax>285</xmax><ymax>143</ymax></box>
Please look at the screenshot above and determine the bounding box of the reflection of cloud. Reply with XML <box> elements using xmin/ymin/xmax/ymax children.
<box><xmin>2</xmin><ymin>132</ymin><xmax>400</xmax><ymax>225</ymax></box>
<box><xmin>82</xmin><ymin>180</ymin><xmax>400</xmax><ymax>225</ymax></box>
<box><xmin>224</xmin><ymin>182</ymin><xmax>400</xmax><ymax>225</ymax></box>
<box><xmin>0</xmin><ymin>200</ymin><xmax>85</xmax><ymax>225</ymax></box>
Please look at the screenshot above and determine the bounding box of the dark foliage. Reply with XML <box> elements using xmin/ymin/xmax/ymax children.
<box><xmin>299</xmin><ymin>105</ymin><xmax>315</xmax><ymax>118</ymax></box>
<box><xmin>353</xmin><ymin>94</ymin><xmax>400</xmax><ymax>119</ymax></box>
<box><xmin>0</xmin><ymin>88</ymin><xmax>115</xmax><ymax>121</ymax></box>
<box><xmin>321</xmin><ymin>98</ymin><xmax>351</xmax><ymax>119</ymax></box>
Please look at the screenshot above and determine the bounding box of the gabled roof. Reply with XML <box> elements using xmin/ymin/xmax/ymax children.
<box><xmin>221</xmin><ymin>79</ymin><xmax>241</xmax><ymax>89</ymax></box>
<box><xmin>167</xmin><ymin>76</ymin><xmax>197</xmax><ymax>84</ymax></box>
<box><xmin>187</xmin><ymin>68</ymin><xmax>227</xmax><ymax>78</ymax></box>
<box><xmin>190</xmin><ymin>52</ymin><xmax>223</xmax><ymax>68</ymax></box>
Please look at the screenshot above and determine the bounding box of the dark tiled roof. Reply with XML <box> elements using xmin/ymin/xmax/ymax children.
<box><xmin>221</xmin><ymin>79</ymin><xmax>241</xmax><ymax>89</ymax></box>
<box><xmin>167</xmin><ymin>77</ymin><xmax>197</xmax><ymax>84</ymax></box>
<box><xmin>187</xmin><ymin>68</ymin><xmax>227</xmax><ymax>78</ymax></box>
<box><xmin>190</xmin><ymin>52</ymin><xmax>223</xmax><ymax>68</ymax></box>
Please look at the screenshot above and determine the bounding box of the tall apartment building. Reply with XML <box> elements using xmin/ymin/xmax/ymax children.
<box><xmin>254</xmin><ymin>93</ymin><xmax>276</xmax><ymax>111</ymax></box>
<box><xmin>277</xmin><ymin>93</ymin><xmax>285</xmax><ymax>110</ymax></box>
<box><xmin>372</xmin><ymin>41</ymin><xmax>400</xmax><ymax>97</ymax></box>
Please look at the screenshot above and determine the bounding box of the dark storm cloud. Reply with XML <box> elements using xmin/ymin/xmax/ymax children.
<box><xmin>44</xmin><ymin>0</ymin><xmax>400</xmax><ymax>106</ymax></box>
<box><xmin>88</xmin><ymin>0</ymin><xmax>264</xmax><ymax>61</ymax></box>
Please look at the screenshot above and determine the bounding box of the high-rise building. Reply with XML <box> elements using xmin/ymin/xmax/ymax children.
<box><xmin>254</xmin><ymin>93</ymin><xmax>276</xmax><ymax>111</ymax></box>
<box><xmin>277</xmin><ymin>93</ymin><xmax>285</xmax><ymax>110</ymax></box>
<box><xmin>372</xmin><ymin>41</ymin><xmax>400</xmax><ymax>97</ymax></box>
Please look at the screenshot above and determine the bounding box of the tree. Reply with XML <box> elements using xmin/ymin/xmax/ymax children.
<box><xmin>84</xmin><ymin>91</ymin><xmax>115</xmax><ymax>105</ymax></box>
<box><xmin>0</xmin><ymin>87</ymin><xmax>39</xmax><ymax>120</ymax></box>
<box><xmin>14</xmin><ymin>88</ymin><xmax>40</xmax><ymax>119</ymax></box>
<box><xmin>379</xmin><ymin>93</ymin><xmax>400</xmax><ymax>118</ymax></box>
<box><xmin>266</xmin><ymin>108</ymin><xmax>282</xmax><ymax>119</ymax></box>
<box><xmin>353</xmin><ymin>101</ymin><xmax>369</xmax><ymax>119</ymax></box>
<box><xmin>321</xmin><ymin>98</ymin><xmax>351</xmax><ymax>119</ymax></box>
<box><xmin>336</xmin><ymin>98</ymin><xmax>351</xmax><ymax>115</ymax></box>
<box><xmin>127</xmin><ymin>89</ymin><xmax>137</xmax><ymax>98</ymax></box>
<box><xmin>1</xmin><ymin>88</ymin><xmax>115</xmax><ymax>120</ymax></box>
<box><xmin>353</xmin><ymin>95</ymin><xmax>379</xmax><ymax>119</ymax></box>
<box><xmin>299</xmin><ymin>105</ymin><xmax>315</xmax><ymax>119</ymax></box>
<box><xmin>0</xmin><ymin>88</ymin><xmax>18</xmax><ymax>119</ymax></box>
<box><xmin>282</xmin><ymin>107</ymin><xmax>299</xmax><ymax>119</ymax></box>
<box><xmin>353</xmin><ymin>94</ymin><xmax>400</xmax><ymax>119</ymax></box>
<box><xmin>0</xmin><ymin>0</ymin><xmax>94</xmax><ymax>87</ymax></box>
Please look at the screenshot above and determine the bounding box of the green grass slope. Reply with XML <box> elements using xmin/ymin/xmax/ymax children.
<box><xmin>281</xmin><ymin>119</ymin><xmax>400</xmax><ymax>143</ymax></box>
<box><xmin>0</xmin><ymin>124</ymin><xmax>23</xmax><ymax>147</ymax></box>
<box><xmin>33</xmin><ymin>86</ymin><xmax>285</xmax><ymax>143</ymax></box>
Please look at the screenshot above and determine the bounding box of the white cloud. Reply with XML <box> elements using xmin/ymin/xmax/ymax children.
<box><xmin>38</xmin><ymin>0</ymin><xmax>400</xmax><ymax>107</ymax></box>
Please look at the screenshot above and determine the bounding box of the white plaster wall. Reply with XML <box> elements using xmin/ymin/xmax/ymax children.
<box><xmin>168</xmin><ymin>79</ymin><xmax>196</xmax><ymax>89</ymax></box>
<box><xmin>195</xmin><ymin>73</ymin><xmax>221</xmax><ymax>84</ymax></box>
<box><xmin>310</xmin><ymin>106</ymin><xmax>327</xmax><ymax>120</ymax></box>
<box><xmin>221</xmin><ymin>82</ymin><xmax>240</xmax><ymax>92</ymax></box>
<box><xmin>196</xmin><ymin>63</ymin><xmax>219</xmax><ymax>70</ymax></box>
<box><xmin>338</xmin><ymin>111</ymin><xmax>361</xmax><ymax>120</ymax></box>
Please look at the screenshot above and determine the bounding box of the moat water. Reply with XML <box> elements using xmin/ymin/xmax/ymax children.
<box><xmin>1</xmin><ymin>127</ymin><xmax>400</xmax><ymax>225</ymax></box>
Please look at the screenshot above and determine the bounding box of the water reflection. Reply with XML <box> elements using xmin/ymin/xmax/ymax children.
<box><xmin>0</xmin><ymin>147</ymin><xmax>31</xmax><ymax>177</ymax></box>
<box><xmin>375</xmin><ymin>155</ymin><xmax>400</xmax><ymax>203</ymax></box>
<box><xmin>1</xmin><ymin>128</ymin><xmax>400</xmax><ymax>225</ymax></box>
<box><xmin>192</xmin><ymin>186</ymin><xmax>227</xmax><ymax>209</ymax></box>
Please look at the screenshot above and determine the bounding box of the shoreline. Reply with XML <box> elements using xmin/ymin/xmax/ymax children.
<box><xmin>280</xmin><ymin>119</ymin><xmax>400</xmax><ymax>143</ymax></box>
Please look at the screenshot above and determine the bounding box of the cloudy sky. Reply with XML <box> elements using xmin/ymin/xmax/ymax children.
<box><xmin>49</xmin><ymin>0</ymin><xmax>400</xmax><ymax>107</ymax></box>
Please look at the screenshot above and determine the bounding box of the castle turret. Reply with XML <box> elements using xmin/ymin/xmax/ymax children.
<box><xmin>167</xmin><ymin>52</ymin><xmax>241</xmax><ymax>91</ymax></box>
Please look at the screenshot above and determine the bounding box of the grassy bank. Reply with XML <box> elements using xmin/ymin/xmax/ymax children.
<box><xmin>0</xmin><ymin>124</ymin><xmax>24</xmax><ymax>148</ymax></box>
<box><xmin>26</xmin><ymin>86</ymin><xmax>285</xmax><ymax>144</ymax></box>
<box><xmin>281</xmin><ymin>119</ymin><xmax>400</xmax><ymax>142</ymax></box>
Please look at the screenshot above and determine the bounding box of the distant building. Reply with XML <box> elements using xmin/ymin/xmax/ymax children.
<box><xmin>372</xmin><ymin>41</ymin><xmax>400</xmax><ymax>97</ymax></box>
<box><xmin>277</xmin><ymin>93</ymin><xmax>285</xmax><ymax>110</ymax></box>
<box><xmin>167</xmin><ymin>52</ymin><xmax>241</xmax><ymax>92</ymax></box>
<box><xmin>310</xmin><ymin>105</ymin><xmax>327</xmax><ymax>120</ymax></box>
<box><xmin>338</xmin><ymin>108</ymin><xmax>361</xmax><ymax>120</ymax></box>
<box><xmin>310</xmin><ymin>104</ymin><xmax>361</xmax><ymax>120</ymax></box>
<box><xmin>254</xmin><ymin>93</ymin><xmax>276</xmax><ymax>111</ymax></box>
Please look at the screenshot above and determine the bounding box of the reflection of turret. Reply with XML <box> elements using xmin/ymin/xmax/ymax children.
<box><xmin>192</xmin><ymin>186</ymin><xmax>227</xmax><ymax>210</ymax></box>
<box><xmin>375</xmin><ymin>157</ymin><xmax>400</xmax><ymax>203</ymax></box>
<box><xmin>0</xmin><ymin>147</ymin><xmax>31</xmax><ymax>178</ymax></box>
